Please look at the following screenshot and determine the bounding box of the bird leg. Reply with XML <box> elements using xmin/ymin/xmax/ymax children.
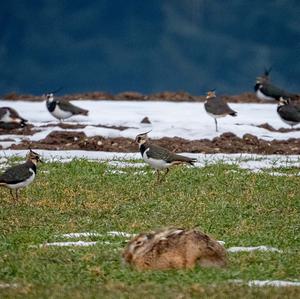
<box><xmin>9</xmin><ymin>189</ymin><xmax>15</xmax><ymax>201</ymax></box>
<box><xmin>160</xmin><ymin>168</ymin><xmax>170</xmax><ymax>182</ymax></box>
<box><xmin>15</xmin><ymin>190</ymin><xmax>19</xmax><ymax>201</ymax></box>
<box><xmin>214</xmin><ymin>118</ymin><xmax>218</xmax><ymax>132</ymax></box>
<box><xmin>156</xmin><ymin>170</ymin><xmax>161</xmax><ymax>183</ymax></box>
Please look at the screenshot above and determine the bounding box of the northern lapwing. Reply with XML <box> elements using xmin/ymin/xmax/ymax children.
<box><xmin>204</xmin><ymin>90</ymin><xmax>237</xmax><ymax>132</ymax></box>
<box><xmin>277</xmin><ymin>97</ymin><xmax>300</xmax><ymax>128</ymax></box>
<box><xmin>254</xmin><ymin>68</ymin><xmax>292</xmax><ymax>101</ymax></box>
<box><xmin>0</xmin><ymin>149</ymin><xmax>42</xmax><ymax>201</ymax></box>
<box><xmin>45</xmin><ymin>93</ymin><xmax>89</xmax><ymax>121</ymax></box>
<box><xmin>0</xmin><ymin>107</ymin><xmax>27</xmax><ymax>129</ymax></box>
<box><xmin>135</xmin><ymin>131</ymin><xmax>196</xmax><ymax>181</ymax></box>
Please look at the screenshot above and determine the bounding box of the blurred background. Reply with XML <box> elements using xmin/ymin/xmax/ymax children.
<box><xmin>0</xmin><ymin>0</ymin><xmax>299</xmax><ymax>95</ymax></box>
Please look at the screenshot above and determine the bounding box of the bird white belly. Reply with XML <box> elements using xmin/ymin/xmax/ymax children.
<box><xmin>256</xmin><ymin>89</ymin><xmax>275</xmax><ymax>101</ymax></box>
<box><xmin>51</xmin><ymin>106</ymin><xmax>72</xmax><ymax>120</ymax></box>
<box><xmin>142</xmin><ymin>150</ymin><xmax>170</xmax><ymax>170</ymax></box>
<box><xmin>1</xmin><ymin>111</ymin><xmax>14</xmax><ymax>123</ymax></box>
<box><xmin>7</xmin><ymin>169</ymin><xmax>35</xmax><ymax>189</ymax></box>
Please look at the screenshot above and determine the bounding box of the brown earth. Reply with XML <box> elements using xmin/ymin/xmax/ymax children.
<box><xmin>3</xmin><ymin>91</ymin><xmax>300</xmax><ymax>103</ymax></box>
<box><xmin>8</xmin><ymin>130</ymin><xmax>300</xmax><ymax>154</ymax></box>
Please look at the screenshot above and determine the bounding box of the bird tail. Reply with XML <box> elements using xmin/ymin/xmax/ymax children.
<box><xmin>79</xmin><ymin>109</ymin><xmax>89</xmax><ymax>116</ymax></box>
<box><xmin>20</xmin><ymin>118</ymin><xmax>28</xmax><ymax>127</ymax></box>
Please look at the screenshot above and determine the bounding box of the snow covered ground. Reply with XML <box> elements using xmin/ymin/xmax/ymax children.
<box><xmin>0</xmin><ymin>150</ymin><xmax>299</xmax><ymax>173</ymax></box>
<box><xmin>0</xmin><ymin>100</ymin><xmax>299</xmax><ymax>149</ymax></box>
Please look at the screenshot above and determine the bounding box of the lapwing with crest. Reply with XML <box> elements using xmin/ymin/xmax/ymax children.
<box><xmin>135</xmin><ymin>130</ymin><xmax>196</xmax><ymax>182</ymax></box>
<box><xmin>254</xmin><ymin>67</ymin><xmax>293</xmax><ymax>101</ymax></box>
<box><xmin>277</xmin><ymin>97</ymin><xmax>300</xmax><ymax>128</ymax></box>
<box><xmin>0</xmin><ymin>149</ymin><xmax>42</xmax><ymax>201</ymax></box>
<box><xmin>0</xmin><ymin>107</ymin><xmax>27</xmax><ymax>129</ymax></box>
<box><xmin>45</xmin><ymin>88</ymin><xmax>89</xmax><ymax>121</ymax></box>
<box><xmin>204</xmin><ymin>89</ymin><xmax>237</xmax><ymax>132</ymax></box>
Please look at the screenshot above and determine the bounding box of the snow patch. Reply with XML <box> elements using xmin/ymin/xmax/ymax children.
<box><xmin>227</xmin><ymin>246</ymin><xmax>282</xmax><ymax>253</ymax></box>
<box><xmin>39</xmin><ymin>241</ymin><xmax>97</xmax><ymax>247</ymax></box>
<box><xmin>232</xmin><ymin>279</ymin><xmax>300</xmax><ymax>287</ymax></box>
<box><xmin>0</xmin><ymin>101</ymin><xmax>299</xmax><ymax>145</ymax></box>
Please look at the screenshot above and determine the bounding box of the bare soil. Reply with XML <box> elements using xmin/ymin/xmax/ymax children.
<box><xmin>7</xmin><ymin>130</ymin><xmax>300</xmax><ymax>154</ymax></box>
<box><xmin>3</xmin><ymin>91</ymin><xmax>300</xmax><ymax>103</ymax></box>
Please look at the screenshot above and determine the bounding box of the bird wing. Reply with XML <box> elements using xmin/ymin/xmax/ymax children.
<box><xmin>0</xmin><ymin>163</ymin><xmax>33</xmax><ymax>184</ymax></box>
<box><xmin>147</xmin><ymin>144</ymin><xmax>196</xmax><ymax>164</ymax></box>
<box><xmin>205</xmin><ymin>97</ymin><xmax>236</xmax><ymax>115</ymax></box>
<box><xmin>58</xmin><ymin>101</ymin><xmax>89</xmax><ymax>115</ymax></box>
<box><xmin>279</xmin><ymin>105</ymin><xmax>300</xmax><ymax>122</ymax></box>
<box><xmin>262</xmin><ymin>83</ymin><xmax>291</xmax><ymax>99</ymax></box>
<box><xmin>0</xmin><ymin>108</ymin><xmax>6</xmax><ymax>120</ymax></box>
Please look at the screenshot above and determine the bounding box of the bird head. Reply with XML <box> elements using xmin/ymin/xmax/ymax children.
<box><xmin>206</xmin><ymin>90</ymin><xmax>216</xmax><ymax>99</ymax></box>
<box><xmin>135</xmin><ymin>130</ymin><xmax>151</xmax><ymax>145</ymax></box>
<box><xmin>278</xmin><ymin>96</ymin><xmax>290</xmax><ymax>106</ymax></box>
<box><xmin>256</xmin><ymin>67</ymin><xmax>272</xmax><ymax>84</ymax></box>
<box><xmin>44</xmin><ymin>93</ymin><xmax>54</xmax><ymax>103</ymax></box>
<box><xmin>26</xmin><ymin>149</ymin><xmax>43</xmax><ymax>164</ymax></box>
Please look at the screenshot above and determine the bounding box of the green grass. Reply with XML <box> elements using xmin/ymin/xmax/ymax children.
<box><xmin>0</xmin><ymin>160</ymin><xmax>299</xmax><ymax>298</ymax></box>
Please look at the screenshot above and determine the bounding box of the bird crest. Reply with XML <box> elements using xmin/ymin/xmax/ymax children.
<box><xmin>206</xmin><ymin>89</ymin><xmax>216</xmax><ymax>99</ymax></box>
<box><xmin>27</xmin><ymin>148</ymin><xmax>42</xmax><ymax>164</ymax></box>
<box><xmin>135</xmin><ymin>130</ymin><xmax>152</xmax><ymax>144</ymax></box>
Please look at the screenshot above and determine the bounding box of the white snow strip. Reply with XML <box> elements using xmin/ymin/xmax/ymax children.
<box><xmin>227</xmin><ymin>246</ymin><xmax>282</xmax><ymax>253</ymax></box>
<box><xmin>0</xmin><ymin>100</ymin><xmax>299</xmax><ymax>143</ymax></box>
<box><xmin>0</xmin><ymin>283</ymin><xmax>19</xmax><ymax>289</ymax></box>
<box><xmin>1</xmin><ymin>150</ymin><xmax>300</xmax><ymax>168</ymax></box>
<box><xmin>247</xmin><ymin>280</ymin><xmax>300</xmax><ymax>287</ymax></box>
<box><xmin>232</xmin><ymin>279</ymin><xmax>300</xmax><ymax>287</ymax></box>
<box><xmin>60</xmin><ymin>232</ymin><xmax>102</xmax><ymax>238</ymax></box>
<box><xmin>57</xmin><ymin>231</ymin><xmax>135</xmax><ymax>239</ymax></box>
<box><xmin>39</xmin><ymin>241</ymin><xmax>97</xmax><ymax>247</ymax></box>
<box><xmin>107</xmin><ymin>231</ymin><xmax>136</xmax><ymax>238</ymax></box>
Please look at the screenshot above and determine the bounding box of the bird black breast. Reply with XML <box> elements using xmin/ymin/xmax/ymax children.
<box><xmin>46</xmin><ymin>101</ymin><xmax>56</xmax><ymax>112</ymax></box>
<box><xmin>139</xmin><ymin>144</ymin><xmax>147</xmax><ymax>156</ymax></box>
<box><xmin>254</xmin><ymin>83</ymin><xmax>260</xmax><ymax>92</ymax></box>
<box><xmin>27</xmin><ymin>161</ymin><xmax>37</xmax><ymax>174</ymax></box>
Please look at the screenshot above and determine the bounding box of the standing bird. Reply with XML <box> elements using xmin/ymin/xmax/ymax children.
<box><xmin>123</xmin><ymin>227</ymin><xmax>227</xmax><ymax>270</ymax></box>
<box><xmin>45</xmin><ymin>93</ymin><xmax>89</xmax><ymax>121</ymax></box>
<box><xmin>277</xmin><ymin>97</ymin><xmax>300</xmax><ymax>128</ymax></box>
<box><xmin>254</xmin><ymin>68</ymin><xmax>292</xmax><ymax>101</ymax></box>
<box><xmin>0</xmin><ymin>107</ymin><xmax>27</xmax><ymax>129</ymax></box>
<box><xmin>135</xmin><ymin>131</ymin><xmax>196</xmax><ymax>182</ymax></box>
<box><xmin>204</xmin><ymin>90</ymin><xmax>237</xmax><ymax>132</ymax></box>
<box><xmin>0</xmin><ymin>149</ymin><xmax>42</xmax><ymax>201</ymax></box>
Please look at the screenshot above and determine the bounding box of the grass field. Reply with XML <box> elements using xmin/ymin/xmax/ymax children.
<box><xmin>0</xmin><ymin>158</ymin><xmax>299</xmax><ymax>298</ymax></box>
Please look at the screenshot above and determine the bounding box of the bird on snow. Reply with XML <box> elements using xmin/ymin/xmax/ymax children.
<box><xmin>45</xmin><ymin>93</ymin><xmax>89</xmax><ymax>121</ymax></box>
<box><xmin>277</xmin><ymin>97</ymin><xmax>300</xmax><ymax>128</ymax></box>
<box><xmin>204</xmin><ymin>90</ymin><xmax>237</xmax><ymax>132</ymax></box>
<box><xmin>0</xmin><ymin>107</ymin><xmax>27</xmax><ymax>129</ymax></box>
<box><xmin>254</xmin><ymin>67</ymin><xmax>293</xmax><ymax>101</ymax></box>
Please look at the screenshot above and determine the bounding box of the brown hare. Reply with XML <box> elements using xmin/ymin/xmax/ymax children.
<box><xmin>122</xmin><ymin>228</ymin><xmax>227</xmax><ymax>270</ymax></box>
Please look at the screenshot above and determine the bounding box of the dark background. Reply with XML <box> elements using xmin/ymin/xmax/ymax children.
<box><xmin>0</xmin><ymin>0</ymin><xmax>299</xmax><ymax>95</ymax></box>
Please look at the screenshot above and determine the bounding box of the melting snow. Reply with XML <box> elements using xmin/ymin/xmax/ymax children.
<box><xmin>232</xmin><ymin>279</ymin><xmax>300</xmax><ymax>287</ymax></box>
<box><xmin>39</xmin><ymin>241</ymin><xmax>97</xmax><ymax>247</ymax></box>
<box><xmin>0</xmin><ymin>100</ymin><xmax>299</xmax><ymax>149</ymax></box>
<box><xmin>227</xmin><ymin>246</ymin><xmax>282</xmax><ymax>253</ymax></box>
<box><xmin>1</xmin><ymin>150</ymin><xmax>299</xmax><ymax>173</ymax></box>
